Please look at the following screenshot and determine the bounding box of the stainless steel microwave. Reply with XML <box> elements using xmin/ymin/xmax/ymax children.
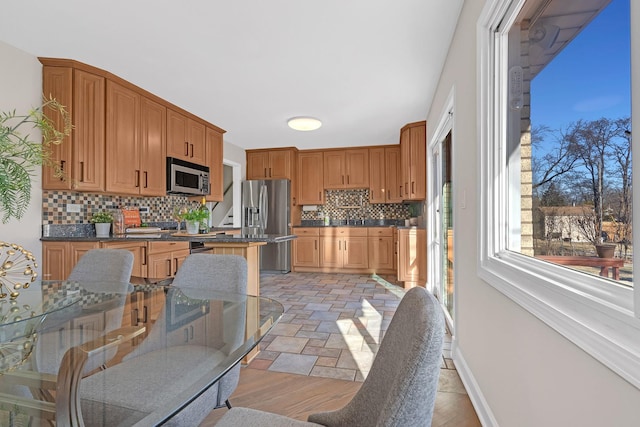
<box><xmin>166</xmin><ymin>157</ymin><xmax>210</xmax><ymax>196</ymax></box>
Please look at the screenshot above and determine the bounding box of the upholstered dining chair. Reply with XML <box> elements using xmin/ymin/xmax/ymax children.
<box><xmin>216</xmin><ymin>286</ymin><xmax>445</xmax><ymax>427</ymax></box>
<box><xmin>78</xmin><ymin>253</ymin><xmax>248</xmax><ymax>426</ymax></box>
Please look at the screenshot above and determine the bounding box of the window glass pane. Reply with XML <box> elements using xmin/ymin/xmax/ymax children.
<box><xmin>508</xmin><ymin>0</ymin><xmax>632</xmax><ymax>286</ymax></box>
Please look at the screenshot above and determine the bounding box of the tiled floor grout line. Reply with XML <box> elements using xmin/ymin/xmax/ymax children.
<box><xmin>248</xmin><ymin>272</ymin><xmax>456</xmax><ymax>383</ymax></box>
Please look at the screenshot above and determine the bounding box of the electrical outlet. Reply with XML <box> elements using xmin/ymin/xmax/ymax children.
<box><xmin>139</xmin><ymin>206</ymin><xmax>150</xmax><ymax>214</ymax></box>
<box><xmin>66</xmin><ymin>204</ymin><xmax>81</xmax><ymax>213</ymax></box>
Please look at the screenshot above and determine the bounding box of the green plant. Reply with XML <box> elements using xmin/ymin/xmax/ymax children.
<box><xmin>180</xmin><ymin>207</ymin><xmax>209</xmax><ymax>222</ymax></box>
<box><xmin>90</xmin><ymin>211</ymin><xmax>114</xmax><ymax>224</ymax></box>
<box><xmin>407</xmin><ymin>202</ymin><xmax>420</xmax><ymax>218</ymax></box>
<box><xmin>0</xmin><ymin>97</ymin><xmax>71</xmax><ymax>223</ymax></box>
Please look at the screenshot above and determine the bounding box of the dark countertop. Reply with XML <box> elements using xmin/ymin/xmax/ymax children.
<box><xmin>298</xmin><ymin>219</ymin><xmax>405</xmax><ymax>228</ymax></box>
<box><xmin>41</xmin><ymin>230</ymin><xmax>296</xmax><ymax>244</ymax></box>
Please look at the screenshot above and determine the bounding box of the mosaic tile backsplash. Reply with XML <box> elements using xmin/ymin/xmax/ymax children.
<box><xmin>42</xmin><ymin>191</ymin><xmax>197</xmax><ymax>225</ymax></box>
<box><xmin>300</xmin><ymin>189</ymin><xmax>412</xmax><ymax>221</ymax></box>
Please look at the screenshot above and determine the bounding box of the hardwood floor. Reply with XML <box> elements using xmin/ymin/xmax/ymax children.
<box><xmin>200</xmin><ymin>367</ymin><xmax>481</xmax><ymax>426</ymax></box>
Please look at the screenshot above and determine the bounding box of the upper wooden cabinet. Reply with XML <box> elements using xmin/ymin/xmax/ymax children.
<box><xmin>106</xmin><ymin>82</ymin><xmax>166</xmax><ymax>196</ymax></box>
<box><xmin>385</xmin><ymin>146</ymin><xmax>403</xmax><ymax>203</ymax></box>
<box><xmin>42</xmin><ymin>65</ymin><xmax>105</xmax><ymax>191</ymax></box>
<box><xmin>323</xmin><ymin>148</ymin><xmax>369</xmax><ymax>189</ymax></box>
<box><xmin>297</xmin><ymin>151</ymin><xmax>324</xmax><ymax>205</ymax></box>
<box><xmin>369</xmin><ymin>147</ymin><xmax>386</xmax><ymax>203</ymax></box>
<box><xmin>206</xmin><ymin>128</ymin><xmax>224</xmax><ymax>201</ymax></box>
<box><xmin>246</xmin><ymin>148</ymin><xmax>295</xmax><ymax>180</ymax></box>
<box><xmin>167</xmin><ymin>109</ymin><xmax>207</xmax><ymax>165</ymax></box>
<box><xmin>400</xmin><ymin>121</ymin><xmax>426</xmax><ymax>200</ymax></box>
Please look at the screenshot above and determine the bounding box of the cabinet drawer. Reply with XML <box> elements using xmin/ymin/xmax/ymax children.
<box><xmin>320</xmin><ymin>227</ymin><xmax>368</xmax><ymax>237</ymax></box>
<box><xmin>367</xmin><ymin>227</ymin><xmax>394</xmax><ymax>237</ymax></box>
<box><xmin>295</xmin><ymin>227</ymin><xmax>320</xmax><ymax>236</ymax></box>
<box><xmin>147</xmin><ymin>241</ymin><xmax>189</xmax><ymax>254</ymax></box>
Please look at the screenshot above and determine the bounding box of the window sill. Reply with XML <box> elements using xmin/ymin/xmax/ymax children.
<box><xmin>479</xmin><ymin>251</ymin><xmax>640</xmax><ymax>389</ymax></box>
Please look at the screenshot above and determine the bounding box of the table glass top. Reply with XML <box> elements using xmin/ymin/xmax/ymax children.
<box><xmin>0</xmin><ymin>281</ymin><xmax>283</xmax><ymax>426</ymax></box>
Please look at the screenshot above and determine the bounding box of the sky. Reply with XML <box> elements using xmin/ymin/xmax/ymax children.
<box><xmin>531</xmin><ymin>0</ymin><xmax>630</xmax><ymax>132</ymax></box>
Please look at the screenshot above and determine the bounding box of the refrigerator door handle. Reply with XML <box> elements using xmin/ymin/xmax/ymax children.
<box><xmin>260</xmin><ymin>184</ymin><xmax>269</xmax><ymax>231</ymax></box>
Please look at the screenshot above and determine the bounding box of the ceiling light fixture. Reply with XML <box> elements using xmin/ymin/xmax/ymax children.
<box><xmin>287</xmin><ymin>117</ymin><xmax>322</xmax><ymax>131</ymax></box>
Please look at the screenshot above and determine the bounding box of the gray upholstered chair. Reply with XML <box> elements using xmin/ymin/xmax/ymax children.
<box><xmin>78</xmin><ymin>254</ymin><xmax>248</xmax><ymax>426</ymax></box>
<box><xmin>216</xmin><ymin>286</ymin><xmax>445</xmax><ymax>427</ymax></box>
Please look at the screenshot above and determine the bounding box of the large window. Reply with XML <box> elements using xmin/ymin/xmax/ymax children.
<box><xmin>479</xmin><ymin>0</ymin><xmax>640</xmax><ymax>388</ymax></box>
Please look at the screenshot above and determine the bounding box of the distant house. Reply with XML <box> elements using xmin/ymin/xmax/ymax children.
<box><xmin>539</xmin><ymin>205</ymin><xmax>621</xmax><ymax>243</ymax></box>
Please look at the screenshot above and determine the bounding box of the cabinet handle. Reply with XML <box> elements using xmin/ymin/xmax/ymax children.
<box><xmin>318</xmin><ymin>191</ymin><xmax>321</xmax><ymax>200</ymax></box>
<box><xmin>405</xmin><ymin>182</ymin><xmax>409</xmax><ymax>195</ymax></box>
<box><xmin>144</xmin><ymin>171</ymin><xmax>148</xmax><ymax>188</ymax></box>
<box><xmin>135</xmin><ymin>170</ymin><xmax>140</xmax><ymax>187</ymax></box>
<box><xmin>133</xmin><ymin>308</ymin><xmax>140</xmax><ymax>324</ymax></box>
<box><xmin>264</xmin><ymin>168</ymin><xmax>267</xmax><ymax>177</ymax></box>
<box><xmin>293</xmin><ymin>197</ymin><xmax>296</xmax><ymax>206</ymax></box>
<box><xmin>347</xmin><ymin>175</ymin><xmax>350</xmax><ymax>184</ymax></box>
<box><xmin>184</xmin><ymin>328</ymin><xmax>189</xmax><ymax>343</ymax></box>
<box><xmin>190</xmin><ymin>143</ymin><xmax>194</xmax><ymax>158</ymax></box>
<box><xmin>80</xmin><ymin>161</ymin><xmax>84</xmax><ymax>182</ymax></box>
<box><xmin>142</xmin><ymin>246</ymin><xmax>147</xmax><ymax>265</ymax></box>
<box><xmin>184</xmin><ymin>142</ymin><xmax>189</xmax><ymax>156</ymax></box>
<box><xmin>166</xmin><ymin>259</ymin><xmax>172</xmax><ymax>277</ymax></box>
<box><xmin>269</xmin><ymin>167</ymin><xmax>272</xmax><ymax>177</ymax></box>
<box><xmin>190</xmin><ymin>325</ymin><xmax>194</xmax><ymax>340</ymax></box>
<box><xmin>142</xmin><ymin>305</ymin><xmax>148</xmax><ymax>323</ymax></box>
<box><xmin>173</xmin><ymin>258</ymin><xmax>178</xmax><ymax>275</ymax></box>
<box><xmin>60</xmin><ymin>160</ymin><xmax>66</xmax><ymax>180</ymax></box>
<box><xmin>314</xmin><ymin>240</ymin><xmax>317</xmax><ymax>250</ymax></box>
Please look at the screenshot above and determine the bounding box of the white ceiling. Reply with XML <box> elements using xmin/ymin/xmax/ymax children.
<box><xmin>0</xmin><ymin>0</ymin><xmax>463</xmax><ymax>150</ymax></box>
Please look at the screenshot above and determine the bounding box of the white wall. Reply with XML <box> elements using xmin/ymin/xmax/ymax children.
<box><xmin>0</xmin><ymin>41</ymin><xmax>43</xmax><ymax>266</ymax></box>
<box><xmin>427</xmin><ymin>1</ymin><xmax>640</xmax><ymax>425</ymax></box>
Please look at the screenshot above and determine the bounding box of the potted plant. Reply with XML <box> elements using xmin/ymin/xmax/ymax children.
<box><xmin>407</xmin><ymin>203</ymin><xmax>420</xmax><ymax>226</ymax></box>
<box><xmin>90</xmin><ymin>211</ymin><xmax>114</xmax><ymax>237</ymax></box>
<box><xmin>180</xmin><ymin>207</ymin><xmax>209</xmax><ymax>234</ymax></box>
<box><xmin>0</xmin><ymin>97</ymin><xmax>71</xmax><ymax>223</ymax></box>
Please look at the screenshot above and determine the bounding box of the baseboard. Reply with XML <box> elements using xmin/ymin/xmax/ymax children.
<box><xmin>452</xmin><ymin>339</ymin><xmax>499</xmax><ymax>427</ymax></box>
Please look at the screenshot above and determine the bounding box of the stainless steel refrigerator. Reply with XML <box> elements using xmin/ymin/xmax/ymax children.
<box><xmin>241</xmin><ymin>179</ymin><xmax>291</xmax><ymax>273</ymax></box>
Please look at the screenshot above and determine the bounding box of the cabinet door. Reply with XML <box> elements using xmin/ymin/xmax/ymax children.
<box><xmin>293</xmin><ymin>236</ymin><xmax>319</xmax><ymax>268</ymax></box>
<box><xmin>101</xmin><ymin>241</ymin><xmax>147</xmax><ymax>278</ymax></box>
<box><xmin>106</xmin><ymin>81</ymin><xmax>141</xmax><ymax>194</ymax></box>
<box><xmin>343</xmin><ymin>237</ymin><xmax>368</xmax><ymax>269</ymax></box>
<box><xmin>73</xmin><ymin>69</ymin><xmax>105</xmax><ymax>192</ymax></box>
<box><xmin>368</xmin><ymin>236</ymin><xmax>394</xmax><ymax>270</ymax></box>
<box><xmin>173</xmin><ymin>249</ymin><xmax>190</xmax><ymax>276</ymax></box>
<box><xmin>167</xmin><ymin>109</ymin><xmax>189</xmax><ymax>160</ymax></box>
<box><xmin>206</xmin><ymin>128</ymin><xmax>224</xmax><ymax>201</ymax></box>
<box><xmin>246</xmin><ymin>151</ymin><xmax>268</xmax><ymax>179</ymax></box>
<box><xmin>188</xmin><ymin>120</ymin><xmax>207</xmax><ymax>165</ymax></box>
<box><xmin>147</xmin><ymin>253</ymin><xmax>174</xmax><ymax>279</ymax></box>
<box><xmin>385</xmin><ymin>146</ymin><xmax>403</xmax><ymax>203</ymax></box>
<box><xmin>400</xmin><ymin>127</ymin><xmax>411</xmax><ymax>199</ymax></box>
<box><xmin>140</xmin><ymin>97</ymin><xmax>167</xmax><ymax>196</ymax></box>
<box><xmin>268</xmin><ymin>150</ymin><xmax>292</xmax><ymax>179</ymax></box>
<box><xmin>409</xmin><ymin>124</ymin><xmax>426</xmax><ymax>199</ymax></box>
<box><xmin>319</xmin><ymin>236</ymin><xmax>342</xmax><ymax>268</ymax></box>
<box><xmin>323</xmin><ymin>151</ymin><xmax>346</xmax><ymax>189</ymax></box>
<box><xmin>297</xmin><ymin>151</ymin><xmax>324</xmax><ymax>205</ymax></box>
<box><xmin>42</xmin><ymin>241</ymin><xmax>69</xmax><ymax>281</ymax></box>
<box><xmin>345</xmin><ymin>149</ymin><xmax>369</xmax><ymax>188</ymax></box>
<box><xmin>369</xmin><ymin>147</ymin><xmax>386</xmax><ymax>203</ymax></box>
<box><xmin>42</xmin><ymin>66</ymin><xmax>73</xmax><ymax>190</ymax></box>
<box><xmin>397</xmin><ymin>228</ymin><xmax>427</xmax><ymax>284</ymax></box>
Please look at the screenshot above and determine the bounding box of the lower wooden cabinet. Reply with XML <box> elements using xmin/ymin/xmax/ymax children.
<box><xmin>146</xmin><ymin>241</ymin><xmax>189</xmax><ymax>279</ymax></box>
<box><xmin>397</xmin><ymin>228</ymin><xmax>427</xmax><ymax>287</ymax></box>
<box><xmin>101</xmin><ymin>241</ymin><xmax>148</xmax><ymax>278</ymax></box>
<box><xmin>368</xmin><ymin>227</ymin><xmax>394</xmax><ymax>271</ymax></box>
<box><xmin>42</xmin><ymin>241</ymin><xmax>100</xmax><ymax>280</ymax></box>
<box><xmin>320</xmin><ymin>227</ymin><xmax>368</xmax><ymax>270</ymax></box>
<box><xmin>292</xmin><ymin>228</ymin><xmax>320</xmax><ymax>268</ymax></box>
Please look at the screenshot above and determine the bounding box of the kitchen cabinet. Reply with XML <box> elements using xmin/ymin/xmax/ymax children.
<box><xmin>397</xmin><ymin>228</ymin><xmax>427</xmax><ymax>288</ymax></box>
<box><xmin>385</xmin><ymin>146</ymin><xmax>404</xmax><ymax>203</ymax></box>
<box><xmin>101</xmin><ymin>241</ymin><xmax>148</xmax><ymax>278</ymax></box>
<box><xmin>42</xmin><ymin>241</ymin><xmax>100</xmax><ymax>281</ymax></box>
<box><xmin>369</xmin><ymin>147</ymin><xmax>387</xmax><ymax>203</ymax></box>
<box><xmin>323</xmin><ymin>148</ymin><xmax>369</xmax><ymax>189</ymax></box>
<box><xmin>292</xmin><ymin>228</ymin><xmax>320</xmax><ymax>269</ymax></box>
<box><xmin>146</xmin><ymin>241</ymin><xmax>190</xmax><ymax>279</ymax></box>
<box><xmin>246</xmin><ymin>148</ymin><xmax>296</xmax><ymax>180</ymax></box>
<box><xmin>205</xmin><ymin>127</ymin><xmax>224</xmax><ymax>201</ymax></box>
<box><xmin>41</xmin><ymin>65</ymin><xmax>105</xmax><ymax>192</ymax></box>
<box><xmin>297</xmin><ymin>151</ymin><xmax>325</xmax><ymax>205</ymax></box>
<box><xmin>400</xmin><ymin>121</ymin><xmax>427</xmax><ymax>200</ymax></box>
<box><xmin>319</xmin><ymin>227</ymin><xmax>368</xmax><ymax>269</ymax></box>
<box><xmin>167</xmin><ymin>109</ymin><xmax>207</xmax><ymax>165</ymax></box>
<box><xmin>368</xmin><ymin>227</ymin><xmax>394</xmax><ymax>271</ymax></box>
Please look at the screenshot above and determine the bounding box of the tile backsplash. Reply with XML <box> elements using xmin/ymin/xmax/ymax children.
<box><xmin>42</xmin><ymin>190</ymin><xmax>196</xmax><ymax>225</ymax></box>
<box><xmin>300</xmin><ymin>189</ymin><xmax>410</xmax><ymax>221</ymax></box>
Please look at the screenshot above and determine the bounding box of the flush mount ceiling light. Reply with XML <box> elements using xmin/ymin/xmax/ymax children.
<box><xmin>287</xmin><ymin>117</ymin><xmax>322</xmax><ymax>131</ymax></box>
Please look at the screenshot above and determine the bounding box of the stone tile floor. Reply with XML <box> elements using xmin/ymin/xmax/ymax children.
<box><xmin>248</xmin><ymin>272</ymin><xmax>455</xmax><ymax>382</ymax></box>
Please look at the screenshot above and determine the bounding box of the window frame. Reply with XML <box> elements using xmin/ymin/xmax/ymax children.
<box><xmin>477</xmin><ymin>0</ymin><xmax>640</xmax><ymax>389</ymax></box>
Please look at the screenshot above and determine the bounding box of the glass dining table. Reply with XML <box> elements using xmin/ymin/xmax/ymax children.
<box><xmin>0</xmin><ymin>280</ymin><xmax>283</xmax><ymax>426</ymax></box>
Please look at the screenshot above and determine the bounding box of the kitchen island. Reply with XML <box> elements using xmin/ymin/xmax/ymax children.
<box><xmin>41</xmin><ymin>229</ymin><xmax>297</xmax><ymax>296</ymax></box>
